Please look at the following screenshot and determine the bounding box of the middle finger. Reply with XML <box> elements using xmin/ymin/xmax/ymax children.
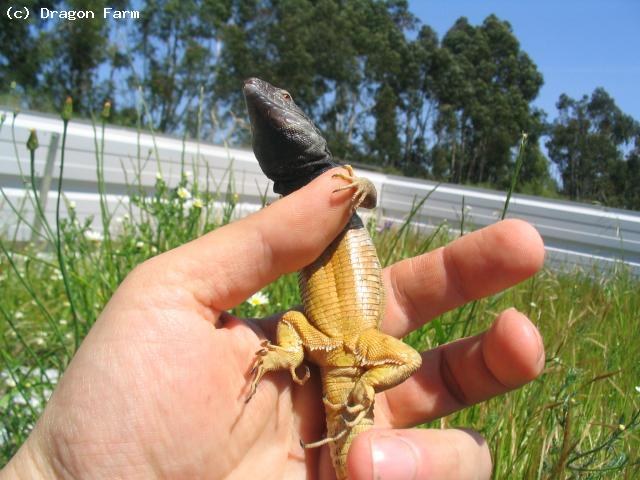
<box><xmin>381</xmin><ymin>219</ymin><xmax>544</xmax><ymax>338</ymax></box>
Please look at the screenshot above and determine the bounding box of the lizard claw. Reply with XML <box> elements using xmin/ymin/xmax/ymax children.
<box><xmin>322</xmin><ymin>395</ymin><xmax>344</xmax><ymax>411</ymax></box>
<box><xmin>342</xmin><ymin>408</ymin><xmax>369</xmax><ymax>428</ymax></box>
<box><xmin>300</xmin><ymin>428</ymin><xmax>348</xmax><ymax>449</ymax></box>
<box><xmin>290</xmin><ymin>364</ymin><xmax>311</xmax><ymax>385</ymax></box>
<box><xmin>246</xmin><ymin>363</ymin><xmax>265</xmax><ymax>403</ymax></box>
<box><xmin>247</xmin><ymin>342</ymin><xmax>274</xmax><ymax>400</ymax></box>
<box><xmin>345</xmin><ymin>402</ymin><xmax>366</xmax><ymax>414</ymax></box>
<box><xmin>332</xmin><ymin>165</ymin><xmax>377</xmax><ymax>210</ymax></box>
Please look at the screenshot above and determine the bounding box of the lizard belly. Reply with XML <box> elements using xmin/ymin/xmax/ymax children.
<box><xmin>299</xmin><ymin>214</ymin><xmax>384</xmax><ymax>343</ymax></box>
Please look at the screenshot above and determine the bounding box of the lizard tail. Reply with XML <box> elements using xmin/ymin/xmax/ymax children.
<box><xmin>320</xmin><ymin>367</ymin><xmax>374</xmax><ymax>480</ymax></box>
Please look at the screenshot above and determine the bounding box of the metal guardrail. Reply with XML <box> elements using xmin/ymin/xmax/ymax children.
<box><xmin>1</xmin><ymin>109</ymin><xmax>639</xmax><ymax>275</ymax></box>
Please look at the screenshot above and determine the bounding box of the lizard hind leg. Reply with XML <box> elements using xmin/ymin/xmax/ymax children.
<box><xmin>347</xmin><ymin>328</ymin><xmax>423</xmax><ymax>416</ymax></box>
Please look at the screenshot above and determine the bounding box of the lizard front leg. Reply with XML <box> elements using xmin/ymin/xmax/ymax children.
<box><xmin>246</xmin><ymin>310</ymin><xmax>340</xmax><ymax>401</ymax></box>
<box><xmin>332</xmin><ymin>165</ymin><xmax>377</xmax><ymax>210</ymax></box>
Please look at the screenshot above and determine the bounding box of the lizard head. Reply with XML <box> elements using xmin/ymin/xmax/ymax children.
<box><xmin>243</xmin><ymin>77</ymin><xmax>337</xmax><ymax>195</ymax></box>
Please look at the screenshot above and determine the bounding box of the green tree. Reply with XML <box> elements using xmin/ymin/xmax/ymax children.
<box><xmin>368</xmin><ymin>83</ymin><xmax>402</xmax><ymax>167</ymax></box>
<box><xmin>0</xmin><ymin>1</ymin><xmax>56</xmax><ymax>106</ymax></box>
<box><xmin>214</xmin><ymin>0</ymin><xmax>417</xmax><ymax>159</ymax></box>
<box><xmin>430</xmin><ymin>15</ymin><xmax>544</xmax><ymax>185</ymax></box>
<box><xmin>131</xmin><ymin>0</ymin><xmax>232</xmax><ymax>134</ymax></box>
<box><xmin>546</xmin><ymin>88</ymin><xmax>638</xmax><ymax>205</ymax></box>
<box><xmin>620</xmin><ymin>137</ymin><xmax>640</xmax><ymax>209</ymax></box>
<box><xmin>513</xmin><ymin>109</ymin><xmax>557</xmax><ymax>196</ymax></box>
<box><xmin>36</xmin><ymin>0</ymin><xmax>129</xmax><ymax>115</ymax></box>
<box><xmin>366</xmin><ymin>24</ymin><xmax>439</xmax><ymax>174</ymax></box>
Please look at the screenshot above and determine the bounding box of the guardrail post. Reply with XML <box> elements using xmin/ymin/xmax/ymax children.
<box><xmin>31</xmin><ymin>132</ymin><xmax>59</xmax><ymax>240</ymax></box>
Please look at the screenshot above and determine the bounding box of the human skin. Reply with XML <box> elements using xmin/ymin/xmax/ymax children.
<box><xmin>1</xmin><ymin>168</ymin><xmax>545</xmax><ymax>480</ymax></box>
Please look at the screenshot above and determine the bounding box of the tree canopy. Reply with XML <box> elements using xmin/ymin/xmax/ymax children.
<box><xmin>546</xmin><ymin>88</ymin><xmax>638</xmax><ymax>207</ymax></box>
<box><xmin>1</xmin><ymin>0</ymin><xmax>638</xmax><ymax>210</ymax></box>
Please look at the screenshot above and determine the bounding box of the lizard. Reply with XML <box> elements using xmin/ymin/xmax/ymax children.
<box><xmin>243</xmin><ymin>77</ymin><xmax>422</xmax><ymax>480</ymax></box>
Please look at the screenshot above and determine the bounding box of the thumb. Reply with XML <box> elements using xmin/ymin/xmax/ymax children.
<box><xmin>135</xmin><ymin>167</ymin><xmax>355</xmax><ymax>313</ymax></box>
<box><xmin>347</xmin><ymin>428</ymin><xmax>492</xmax><ymax>480</ymax></box>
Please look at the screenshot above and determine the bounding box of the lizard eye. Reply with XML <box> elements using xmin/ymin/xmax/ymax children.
<box><xmin>281</xmin><ymin>91</ymin><xmax>292</xmax><ymax>101</ymax></box>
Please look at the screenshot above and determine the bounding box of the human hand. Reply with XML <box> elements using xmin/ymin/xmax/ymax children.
<box><xmin>1</xmin><ymin>168</ymin><xmax>545</xmax><ymax>480</ymax></box>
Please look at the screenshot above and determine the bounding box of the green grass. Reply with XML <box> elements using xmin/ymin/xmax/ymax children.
<box><xmin>1</xmin><ymin>110</ymin><xmax>639</xmax><ymax>478</ymax></box>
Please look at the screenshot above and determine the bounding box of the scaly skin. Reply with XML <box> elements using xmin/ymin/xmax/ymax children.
<box><xmin>243</xmin><ymin>78</ymin><xmax>422</xmax><ymax>479</ymax></box>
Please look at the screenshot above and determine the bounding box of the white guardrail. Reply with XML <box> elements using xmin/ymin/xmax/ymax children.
<box><xmin>1</xmin><ymin>109</ymin><xmax>639</xmax><ymax>275</ymax></box>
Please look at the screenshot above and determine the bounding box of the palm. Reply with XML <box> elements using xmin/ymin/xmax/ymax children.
<box><xmin>38</xmin><ymin>292</ymin><xmax>320</xmax><ymax>478</ymax></box>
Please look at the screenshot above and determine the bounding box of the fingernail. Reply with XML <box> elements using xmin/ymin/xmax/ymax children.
<box><xmin>371</xmin><ymin>434</ymin><xmax>418</xmax><ymax>480</ymax></box>
<box><xmin>505</xmin><ymin>307</ymin><xmax>544</xmax><ymax>364</ymax></box>
<box><xmin>529</xmin><ymin>321</ymin><xmax>545</xmax><ymax>366</ymax></box>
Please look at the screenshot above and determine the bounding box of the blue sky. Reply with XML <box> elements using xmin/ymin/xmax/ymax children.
<box><xmin>408</xmin><ymin>0</ymin><xmax>640</xmax><ymax>122</ymax></box>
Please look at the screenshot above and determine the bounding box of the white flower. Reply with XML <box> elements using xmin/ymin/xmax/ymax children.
<box><xmin>4</xmin><ymin>377</ymin><xmax>16</xmax><ymax>388</ymax></box>
<box><xmin>65</xmin><ymin>332</ymin><xmax>73</xmax><ymax>341</ymax></box>
<box><xmin>150</xmin><ymin>246</ymin><xmax>158</xmax><ymax>254</ymax></box>
<box><xmin>246</xmin><ymin>291</ymin><xmax>269</xmax><ymax>307</ymax></box>
<box><xmin>192</xmin><ymin>198</ymin><xmax>203</xmax><ymax>209</ymax></box>
<box><xmin>156</xmin><ymin>172</ymin><xmax>163</xmax><ymax>181</ymax></box>
<box><xmin>68</xmin><ymin>201</ymin><xmax>77</xmax><ymax>210</ymax></box>
<box><xmin>14</xmin><ymin>311</ymin><xmax>24</xmax><ymax>320</ymax></box>
<box><xmin>44</xmin><ymin>369</ymin><xmax>60</xmax><ymax>382</ymax></box>
<box><xmin>529</xmin><ymin>302</ymin><xmax>537</xmax><ymax>308</ymax></box>
<box><xmin>35</xmin><ymin>251</ymin><xmax>54</xmax><ymax>261</ymax></box>
<box><xmin>59</xmin><ymin>319</ymin><xmax>67</xmax><ymax>326</ymax></box>
<box><xmin>11</xmin><ymin>392</ymin><xmax>41</xmax><ymax>409</ymax></box>
<box><xmin>177</xmin><ymin>187</ymin><xmax>191</xmax><ymax>200</ymax></box>
<box><xmin>618</xmin><ymin>424</ymin><xmax>626</xmax><ymax>431</ymax></box>
<box><xmin>135</xmin><ymin>241</ymin><xmax>145</xmax><ymax>249</ymax></box>
<box><xmin>84</xmin><ymin>229</ymin><xmax>103</xmax><ymax>242</ymax></box>
<box><xmin>185</xmin><ymin>171</ymin><xmax>193</xmax><ymax>177</ymax></box>
<box><xmin>34</xmin><ymin>337</ymin><xmax>45</xmax><ymax>346</ymax></box>
<box><xmin>635</xmin><ymin>386</ymin><xmax>640</xmax><ymax>393</ymax></box>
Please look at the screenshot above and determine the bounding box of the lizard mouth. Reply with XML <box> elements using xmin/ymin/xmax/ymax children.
<box><xmin>243</xmin><ymin>77</ymin><xmax>312</xmax><ymax>128</ymax></box>
<box><xmin>242</xmin><ymin>77</ymin><xmax>262</xmax><ymax>96</ymax></box>
<box><xmin>243</xmin><ymin>78</ymin><xmax>287</xmax><ymax>129</ymax></box>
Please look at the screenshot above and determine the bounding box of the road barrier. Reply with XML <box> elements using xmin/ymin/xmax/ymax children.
<box><xmin>2</xmin><ymin>109</ymin><xmax>639</xmax><ymax>275</ymax></box>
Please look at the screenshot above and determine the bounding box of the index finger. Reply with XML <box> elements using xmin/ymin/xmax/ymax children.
<box><xmin>137</xmin><ymin>168</ymin><xmax>354</xmax><ymax>316</ymax></box>
<box><xmin>382</xmin><ymin>219</ymin><xmax>545</xmax><ymax>338</ymax></box>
